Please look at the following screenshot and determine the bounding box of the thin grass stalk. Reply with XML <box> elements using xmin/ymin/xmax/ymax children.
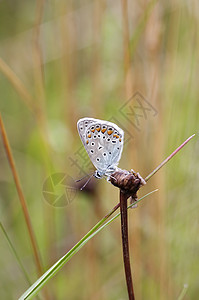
<box><xmin>33</xmin><ymin>0</ymin><xmax>56</xmax><ymax>274</ymax></box>
<box><xmin>130</xmin><ymin>0</ymin><xmax>157</xmax><ymax>56</ymax></box>
<box><xmin>33</xmin><ymin>0</ymin><xmax>46</xmax><ymax>91</ymax></box>
<box><xmin>121</xmin><ymin>0</ymin><xmax>133</xmax><ymax>97</ymax></box>
<box><xmin>146</xmin><ymin>5</ymin><xmax>167</xmax><ymax>296</ymax></box>
<box><xmin>59</xmin><ymin>1</ymin><xmax>78</xmax><ymax>132</ymax></box>
<box><xmin>145</xmin><ymin>134</ymin><xmax>196</xmax><ymax>182</ymax></box>
<box><xmin>91</xmin><ymin>1</ymin><xmax>104</xmax><ymax>116</ymax></box>
<box><xmin>120</xmin><ymin>2</ymin><xmax>138</xmax><ymax>295</ymax></box>
<box><xmin>0</xmin><ymin>114</ymin><xmax>43</xmax><ymax>277</ymax></box>
<box><xmin>33</xmin><ymin>0</ymin><xmax>47</xmax><ymax>125</ymax></box>
<box><xmin>0</xmin><ymin>222</ymin><xmax>32</xmax><ymax>285</ymax></box>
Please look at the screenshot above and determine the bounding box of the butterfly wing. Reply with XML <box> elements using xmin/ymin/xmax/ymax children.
<box><xmin>77</xmin><ymin>118</ymin><xmax>124</xmax><ymax>173</ymax></box>
<box><xmin>77</xmin><ymin>118</ymin><xmax>98</xmax><ymax>147</ymax></box>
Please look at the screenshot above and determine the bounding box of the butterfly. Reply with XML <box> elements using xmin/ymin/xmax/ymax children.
<box><xmin>77</xmin><ymin>118</ymin><xmax>124</xmax><ymax>180</ymax></box>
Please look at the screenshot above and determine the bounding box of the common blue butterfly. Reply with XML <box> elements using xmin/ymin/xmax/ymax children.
<box><xmin>77</xmin><ymin>118</ymin><xmax>124</xmax><ymax>180</ymax></box>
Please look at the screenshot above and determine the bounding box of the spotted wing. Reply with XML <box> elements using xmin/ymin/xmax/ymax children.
<box><xmin>77</xmin><ymin>118</ymin><xmax>124</xmax><ymax>172</ymax></box>
<box><xmin>77</xmin><ymin>118</ymin><xmax>98</xmax><ymax>147</ymax></box>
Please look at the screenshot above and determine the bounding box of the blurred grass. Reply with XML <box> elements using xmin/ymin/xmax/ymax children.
<box><xmin>0</xmin><ymin>0</ymin><xmax>199</xmax><ymax>299</ymax></box>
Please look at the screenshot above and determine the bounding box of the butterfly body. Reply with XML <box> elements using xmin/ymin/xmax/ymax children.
<box><xmin>77</xmin><ymin>118</ymin><xmax>124</xmax><ymax>180</ymax></box>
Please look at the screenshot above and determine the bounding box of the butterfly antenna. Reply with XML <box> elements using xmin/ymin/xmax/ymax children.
<box><xmin>80</xmin><ymin>174</ymin><xmax>94</xmax><ymax>191</ymax></box>
<box><xmin>76</xmin><ymin>172</ymin><xmax>94</xmax><ymax>183</ymax></box>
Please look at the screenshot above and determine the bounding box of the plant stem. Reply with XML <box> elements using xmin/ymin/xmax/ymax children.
<box><xmin>120</xmin><ymin>190</ymin><xmax>135</xmax><ymax>300</ymax></box>
<box><xmin>0</xmin><ymin>114</ymin><xmax>43</xmax><ymax>277</ymax></box>
<box><xmin>118</xmin><ymin>133</ymin><xmax>195</xmax><ymax>300</ymax></box>
<box><xmin>145</xmin><ymin>134</ymin><xmax>195</xmax><ymax>182</ymax></box>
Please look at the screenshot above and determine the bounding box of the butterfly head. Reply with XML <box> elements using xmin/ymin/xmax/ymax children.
<box><xmin>94</xmin><ymin>170</ymin><xmax>104</xmax><ymax>179</ymax></box>
<box><xmin>94</xmin><ymin>166</ymin><xmax>117</xmax><ymax>179</ymax></box>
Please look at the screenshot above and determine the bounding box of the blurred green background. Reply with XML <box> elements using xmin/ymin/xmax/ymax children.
<box><xmin>0</xmin><ymin>0</ymin><xmax>198</xmax><ymax>299</ymax></box>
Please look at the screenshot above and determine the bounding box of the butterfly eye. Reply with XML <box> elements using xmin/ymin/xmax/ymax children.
<box><xmin>96</xmin><ymin>171</ymin><xmax>100</xmax><ymax>177</ymax></box>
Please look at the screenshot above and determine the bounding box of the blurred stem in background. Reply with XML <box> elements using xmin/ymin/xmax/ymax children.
<box><xmin>0</xmin><ymin>114</ymin><xmax>43</xmax><ymax>276</ymax></box>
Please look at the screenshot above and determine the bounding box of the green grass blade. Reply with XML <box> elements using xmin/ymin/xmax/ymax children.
<box><xmin>19</xmin><ymin>189</ymin><xmax>158</xmax><ymax>300</ymax></box>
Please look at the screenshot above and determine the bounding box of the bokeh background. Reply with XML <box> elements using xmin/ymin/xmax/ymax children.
<box><xmin>0</xmin><ymin>1</ymin><xmax>198</xmax><ymax>299</ymax></box>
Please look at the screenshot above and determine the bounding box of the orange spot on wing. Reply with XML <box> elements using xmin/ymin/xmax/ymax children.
<box><xmin>113</xmin><ymin>134</ymin><xmax>119</xmax><ymax>138</ymax></box>
<box><xmin>101</xmin><ymin>128</ymin><xmax>106</xmax><ymax>133</ymax></box>
<box><xmin>96</xmin><ymin>127</ymin><xmax>101</xmax><ymax>132</ymax></box>
<box><xmin>119</xmin><ymin>138</ymin><xmax>122</xmax><ymax>142</ymax></box>
<box><xmin>91</xmin><ymin>129</ymin><xmax>95</xmax><ymax>133</ymax></box>
<box><xmin>86</xmin><ymin>140</ymin><xmax>89</xmax><ymax>144</ymax></box>
<box><xmin>88</xmin><ymin>134</ymin><xmax>91</xmax><ymax>138</ymax></box>
<box><xmin>107</xmin><ymin>130</ymin><xmax>113</xmax><ymax>135</ymax></box>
